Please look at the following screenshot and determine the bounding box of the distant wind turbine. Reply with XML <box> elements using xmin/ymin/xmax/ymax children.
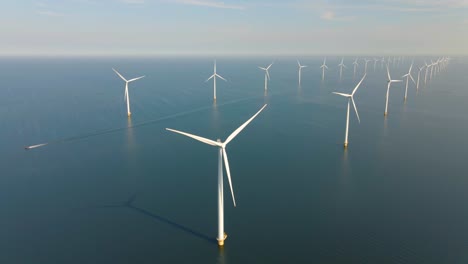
<box><xmin>402</xmin><ymin>63</ymin><xmax>416</xmax><ymax>101</ymax></box>
<box><xmin>373</xmin><ymin>58</ymin><xmax>379</xmax><ymax>71</ymax></box>
<box><xmin>206</xmin><ymin>60</ymin><xmax>227</xmax><ymax>101</ymax></box>
<box><xmin>259</xmin><ymin>63</ymin><xmax>273</xmax><ymax>91</ymax></box>
<box><xmin>297</xmin><ymin>60</ymin><xmax>307</xmax><ymax>86</ymax></box>
<box><xmin>424</xmin><ymin>61</ymin><xmax>430</xmax><ymax>84</ymax></box>
<box><xmin>320</xmin><ymin>57</ymin><xmax>329</xmax><ymax>80</ymax></box>
<box><xmin>416</xmin><ymin>65</ymin><xmax>425</xmax><ymax>91</ymax></box>
<box><xmin>352</xmin><ymin>58</ymin><xmax>359</xmax><ymax>77</ymax></box>
<box><xmin>364</xmin><ymin>59</ymin><xmax>371</xmax><ymax>73</ymax></box>
<box><xmin>166</xmin><ymin>104</ymin><xmax>267</xmax><ymax>247</ymax></box>
<box><xmin>112</xmin><ymin>68</ymin><xmax>145</xmax><ymax>117</ymax></box>
<box><xmin>384</xmin><ymin>65</ymin><xmax>403</xmax><ymax>116</ymax></box>
<box><xmin>333</xmin><ymin>74</ymin><xmax>366</xmax><ymax>149</ymax></box>
<box><xmin>338</xmin><ymin>57</ymin><xmax>347</xmax><ymax>79</ymax></box>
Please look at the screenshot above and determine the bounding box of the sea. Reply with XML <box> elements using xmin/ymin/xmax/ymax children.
<box><xmin>0</xmin><ymin>56</ymin><xmax>467</xmax><ymax>263</ymax></box>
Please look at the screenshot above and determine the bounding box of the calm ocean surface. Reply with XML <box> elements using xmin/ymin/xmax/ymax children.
<box><xmin>0</xmin><ymin>56</ymin><xmax>467</xmax><ymax>263</ymax></box>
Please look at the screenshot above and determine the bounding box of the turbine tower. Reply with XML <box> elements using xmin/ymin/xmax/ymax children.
<box><xmin>297</xmin><ymin>60</ymin><xmax>308</xmax><ymax>86</ymax></box>
<box><xmin>259</xmin><ymin>63</ymin><xmax>273</xmax><ymax>91</ymax></box>
<box><xmin>332</xmin><ymin>74</ymin><xmax>366</xmax><ymax>149</ymax></box>
<box><xmin>166</xmin><ymin>105</ymin><xmax>267</xmax><ymax>247</ymax></box>
<box><xmin>338</xmin><ymin>57</ymin><xmax>347</xmax><ymax>79</ymax></box>
<box><xmin>402</xmin><ymin>63</ymin><xmax>415</xmax><ymax>101</ymax></box>
<box><xmin>320</xmin><ymin>57</ymin><xmax>329</xmax><ymax>80</ymax></box>
<box><xmin>206</xmin><ymin>60</ymin><xmax>227</xmax><ymax>101</ymax></box>
<box><xmin>112</xmin><ymin>68</ymin><xmax>145</xmax><ymax>117</ymax></box>
<box><xmin>352</xmin><ymin>58</ymin><xmax>359</xmax><ymax>77</ymax></box>
<box><xmin>384</xmin><ymin>65</ymin><xmax>403</xmax><ymax>116</ymax></box>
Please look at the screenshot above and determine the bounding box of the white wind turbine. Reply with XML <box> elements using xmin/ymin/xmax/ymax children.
<box><xmin>338</xmin><ymin>57</ymin><xmax>347</xmax><ymax>79</ymax></box>
<box><xmin>297</xmin><ymin>60</ymin><xmax>308</xmax><ymax>85</ymax></box>
<box><xmin>259</xmin><ymin>63</ymin><xmax>273</xmax><ymax>91</ymax></box>
<box><xmin>373</xmin><ymin>57</ymin><xmax>379</xmax><ymax>71</ymax></box>
<box><xmin>424</xmin><ymin>61</ymin><xmax>430</xmax><ymax>84</ymax></box>
<box><xmin>112</xmin><ymin>68</ymin><xmax>145</xmax><ymax>117</ymax></box>
<box><xmin>333</xmin><ymin>74</ymin><xmax>366</xmax><ymax>149</ymax></box>
<box><xmin>364</xmin><ymin>59</ymin><xmax>371</xmax><ymax>73</ymax></box>
<box><xmin>384</xmin><ymin>65</ymin><xmax>403</xmax><ymax>116</ymax></box>
<box><xmin>416</xmin><ymin>65</ymin><xmax>425</xmax><ymax>91</ymax></box>
<box><xmin>166</xmin><ymin>104</ymin><xmax>267</xmax><ymax>247</ymax></box>
<box><xmin>320</xmin><ymin>57</ymin><xmax>329</xmax><ymax>80</ymax></box>
<box><xmin>206</xmin><ymin>60</ymin><xmax>227</xmax><ymax>101</ymax></box>
<box><xmin>352</xmin><ymin>58</ymin><xmax>359</xmax><ymax>77</ymax></box>
<box><xmin>402</xmin><ymin>63</ymin><xmax>416</xmax><ymax>101</ymax></box>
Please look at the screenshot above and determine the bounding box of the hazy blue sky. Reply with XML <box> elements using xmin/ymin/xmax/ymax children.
<box><xmin>1</xmin><ymin>0</ymin><xmax>467</xmax><ymax>56</ymax></box>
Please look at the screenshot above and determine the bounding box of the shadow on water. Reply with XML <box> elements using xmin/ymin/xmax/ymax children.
<box><xmin>97</xmin><ymin>195</ymin><xmax>217</xmax><ymax>245</ymax></box>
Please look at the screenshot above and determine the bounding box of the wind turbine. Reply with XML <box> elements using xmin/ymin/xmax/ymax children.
<box><xmin>402</xmin><ymin>63</ymin><xmax>415</xmax><ymax>101</ymax></box>
<box><xmin>424</xmin><ymin>61</ymin><xmax>430</xmax><ymax>84</ymax></box>
<box><xmin>373</xmin><ymin>57</ymin><xmax>379</xmax><ymax>71</ymax></box>
<box><xmin>112</xmin><ymin>68</ymin><xmax>145</xmax><ymax>117</ymax></box>
<box><xmin>364</xmin><ymin>59</ymin><xmax>371</xmax><ymax>73</ymax></box>
<box><xmin>259</xmin><ymin>63</ymin><xmax>273</xmax><ymax>91</ymax></box>
<box><xmin>206</xmin><ymin>60</ymin><xmax>227</xmax><ymax>101</ymax></box>
<box><xmin>320</xmin><ymin>57</ymin><xmax>329</xmax><ymax>80</ymax></box>
<box><xmin>166</xmin><ymin>104</ymin><xmax>267</xmax><ymax>247</ymax></box>
<box><xmin>333</xmin><ymin>74</ymin><xmax>366</xmax><ymax>149</ymax></box>
<box><xmin>416</xmin><ymin>65</ymin><xmax>425</xmax><ymax>91</ymax></box>
<box><xmin>384</xmin><ymin>65</ymin><xmax>403</xmax><ymax>116</ymax></box>
<box><xmin>352</xmin><ymin>58</ymin><xmax>359</xmax><ymax>77</ymax></box>
<box><xmin>297</xmin><ymin>60</ymin><xmax>308</xmax><ymax>86</ymax></box>
<box><xmin>338</xmin><ymin>57</ymin><xmax>347</xmax><ymax>79</ymax></box>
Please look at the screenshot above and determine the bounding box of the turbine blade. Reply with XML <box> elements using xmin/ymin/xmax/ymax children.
<box><xmin>267</xmin><ymin>63</ymin><xmax>274</xmax><ymax>70</ymax></box>
<box><xmin>410</xmin><ymin>74</ymin><xmax>415</xmax><ymax>84</ymax></box>
<box><xmin>224</xmin><ymin>104</ymin><xmax>267</xmax><ymax>145</ymax></box>
<box><xmin>166</xmin><ymin>128</ymin><xmax>221</xmax><ymax>147</ymax></box>
<box><xmin>112</xmin><ymin>68</ymin><xmax>127</xmax><ymax>82</ymax></box>
<box><xmin>351</xmin><ymin>97</ymin><xmax>360</xmax><ymax>123</ymax></box>
<box><xmin>206</xmin><ymin>74</ymin><xmax>215</xmax><ymax>82</ymax></box>
<box><xmin>352</xmin><ymin>74</ymin><xmax>366</xmax><ymax>95</ymax></box>
<box><xmin>266</xmin><ymin>70</ymin><xmax>270</xmax><ymax>80</ymax></box>
<box><xmin>386</xmin><ymin>66</ymin><xmax>391</xmax><ymax>81</ymax></box>
<box><xmin>332</xmin><ymin>92</ymin><xmax>350</xmax><ymax>97</ymax></box>
<box><xmin>222</xmin><ymin>147</ymin><xmax>236</xmax><ymax>207</ymax></box>
<box><xmin>258</xmin><ymin>67</ymin><xmax>266</xmax><ymax>71</ymax></box>
<box><xmin>128</xmin><ymin>76</ymin><xmax>145</xmax><ymax>82</ymax></box>
<box><xmin>216</xmin><ymin>74</ymin><xmax>227</xmax><ymax>82</ymax></box>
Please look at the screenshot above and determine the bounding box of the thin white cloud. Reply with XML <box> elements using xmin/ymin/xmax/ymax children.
<box><xmin>173</xmin><ymin>0</ymin><xmax>245</xmax><ymax>10</ymax></box>
<box><xmin>36</xmin><ymin>10</ymin><xmax>65</xmax><ymax>17</ymax></box>
<box><xmin>320</xmin><ymin>11</ymin><xmax>356</xmax><ymax>21</ymax></box>
<box><xmin>121</xmin><ymin>0</ymin><xmax>145</xmax><ymax>4</ymax></box>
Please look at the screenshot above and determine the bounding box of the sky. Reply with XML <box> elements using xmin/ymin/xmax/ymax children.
<box><xmin>0</xmin><ymin>0</ymin><xmax>467</xmax><ymax>56</ymax></box>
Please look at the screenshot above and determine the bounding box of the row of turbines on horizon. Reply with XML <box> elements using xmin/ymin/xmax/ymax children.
<box><xmin>25</xmin><ymin>55</ymin><xmax>451</xmax><ymax>247</ymax></box>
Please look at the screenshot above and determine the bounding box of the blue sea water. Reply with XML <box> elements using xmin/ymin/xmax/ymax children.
<box><xmin>0</xmin><ymin>56</ymin><xmax>467</xmax><ymax>263</ymax></box>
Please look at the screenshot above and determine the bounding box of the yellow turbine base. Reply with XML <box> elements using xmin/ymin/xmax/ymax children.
<box><xmin>384</xmin><ymin>112</ymin><xmax>388</xmax><ymax>116</ymax></box>
<box><xmin>344</xmin><ymin>142</ymin><xmax>348</xmax><ymax>149</ymax></box>
<box><xmin>127</xmin><ymin>112</ymin><xmax>131</xmax><ymax>117</ymax></box>
<box><xmin>217</xmin><ymin>233</ymin><xmax>228</xmax><ymax>247</ymax></box>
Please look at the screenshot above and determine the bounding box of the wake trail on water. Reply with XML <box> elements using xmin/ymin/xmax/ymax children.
<box><xmin>24</xmin><ymin>91</ymin><xmax>286</xmax><ymax>150</ymax></box>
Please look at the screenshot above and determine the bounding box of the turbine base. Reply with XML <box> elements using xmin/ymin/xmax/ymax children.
<box><xmin>384</xmin><ymin>112</ymin><xmax>388</xmax><ymax>117</ymax></box>
<box><xmin>217</xmin><ymin>233</ymin><xmax>227</xmax><ymax>247</ymax></box>
<box><xmin>344</xmin><ymin>142</ymin><xmax>348</xmax><ymax>149</ymax></box>
<box><xmin>127</xmin><ymin>112</ymin><xmax>131</xmax><ymax>117</ymax></box>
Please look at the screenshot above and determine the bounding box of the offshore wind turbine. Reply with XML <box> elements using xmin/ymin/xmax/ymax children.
<box><xmin>206</xmin><ymin>60</ymin><xmax>227</xmax><ymax>101</ymax></box>
<box><xmin>373</xmin><ymin>58</ymin><xmax>379</xmax><ymax>71</ymax></box>
<box><xmin>424</xmin><ymin>61</ymin><xmax>430</xmax><ymax>84</ymax></box>
<box><xmin>402</xmin><ymin>63</ymin><xmax>415</xmax><ymax>101</ymax></box>
<box><xmin>112</xmin><ymin>68</ymin><xmax>145</xmax><ymax>117</ymax></box>
<box><xmin>338</xmin><ymin>57</ymin><xmax>347</xmax><ymax>79</ymax></box>
<box><xmin>297</xmin><ymin>60</ymin><xmax>308</xmax><ymax>86</ymax></box>
<box><xmin>384</xmin><ymin>65</ymin><xmax>403</xmax><ymax>116</ymax></box>
<box><xmin>352</xmin><ymin>58</ymin><xmax>359</xmax><ymax>77</ymax></box>
<box><xmin>320</xmin><ymin>57</ymin><xmax>329</xmax><ymax>80</ymax></box>
<box><xmin>364</xmin><ymin>59</ymin><xmax>371</xmax><ymax>73</ymax></box>
<box><xmin>416</xmin><ymin>65</ymin><xmax>425</xmax><ymax>91</ymax></box>
<box><xmin>166</xmin><ymin>104</ymin><xmax>267</xmax><ymax>247</ymax></box>
<box><xmin>259</xmin><ymin>63</ymin><xmax>273</xmax><ymax>91</ymax></box>
<box><xmin>333</xmin><ymin>74</ymin><xmax>366</xmax><ymax>149</ymax></box>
